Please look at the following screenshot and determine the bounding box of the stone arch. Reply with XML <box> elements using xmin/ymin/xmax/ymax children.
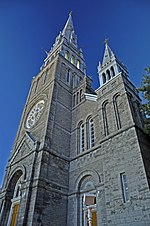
<box><xmin>75</xmin><ymin>170</ymin><xmax>100</xmax><ymax>226</ymax></box>
<box><xmin>75</xmin><ymin>170</ymin><xmax>101</xmax><ymax>192</ymax></box>
<box><xmin>0</xmin><ymin>168</ymin><xmax>24</xmax><ymax>225</ymax></box>
<box><xmin>6</xmin><ymin>165</ymin><xmax>26</xmax><ymax>189</ymax></box>
<box><xmin>86</xmin><ymin>114</ymin><xmax>92</xmax><ymax>122</ymax></box>
<box><xmin>7</xmin><ymin>170</ymin><xmax>23</xmax><ymax>194</ymax></box>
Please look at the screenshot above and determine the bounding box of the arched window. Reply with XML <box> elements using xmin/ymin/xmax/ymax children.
<box><xmin>106</xmin><ymin>69</ymin><xmax>111</xmax><ymax>80</ymax></box>
<box><xmin>77</xmin><ymin>60</ymin><xmax>80</xmax><ymax>69</ymax></box>
<box><xmin>65</xmin><ymin>50</ymin><xmax>69</xmax><ymax>60</ymax></box>
<box><xmin>66</xmin><ymin>69</ymin><xmax>70</xmax><ymax>83</ymax></box>
<box><xmin>80</xmin><ymin>123</ymin><xmax>85</xmax><ymax>152</ymax></box>
<box><xmin>88</xmin><ymin>118</ymin><xmax>95</xmax><ymax>148</ymax></box>
<box><xmin>110</xmin><ymin>66</ymin><xmax>115</xmax><ymax>77</ymax></box>
<box><xmin>77</xmin><ymin>122</ymin><xmax>85</xmax><ymax>153</ymax></box>
<box><xmin>102</xmin><ymin>73</ymin><xmax>106</xmax><ymax>84</ymax></box>
<box><xmin>113</xmin><ymin>94</ymin><xmax>122</xmax><ymax>129</ymax></box>
<box><xmin>71</xmin><ymin>55</ymin><xmax>75</xmax><ymax>64</ymax></box>
<box><xmin>80</xmin><ymin>90</ymin><xmax>82</xmax><ymax>102</ymax></box>
<box><xmin>77</xmin><ymin>92</ymin><xmax>79</xmax><ymax>105</ymax></box>
<box><xmin>102</xmin><ymin>101</ymin><xmax>109</xmax><ymax>136</ymax></box>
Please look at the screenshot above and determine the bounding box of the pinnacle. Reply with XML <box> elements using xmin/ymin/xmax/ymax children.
<box><xmin>102</xmin><ymin>41</ymin><xmax>115</xmax><ymax>65</ymax></box>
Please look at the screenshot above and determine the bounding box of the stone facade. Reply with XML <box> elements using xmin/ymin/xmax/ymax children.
<box><xmin>0</xmin><ymin>13</ymin><xmax>150</xmax><ymax>226</ymax></box>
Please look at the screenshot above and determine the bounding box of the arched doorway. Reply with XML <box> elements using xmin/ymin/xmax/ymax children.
<box><xmin>76</xmin><ymin>171</ymin><xmax>100</xmax><ymax>226</ymax></box>
<box><xmin>83</xmin><ymin>193</ymin><xmax>97</xmax><ymax>226</ymax></box>
<box><xmin>0</xmin><ymin>170</ymin><xmax>23</xmax><ymax>226</ymax></box>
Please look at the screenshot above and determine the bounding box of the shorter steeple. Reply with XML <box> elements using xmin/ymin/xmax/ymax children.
<box><xmin>98</xmin><ymin>41</ymin><xmax>128</xmax><ymax>87</ymax></box>
<box><xmin>102</xmin><ymin>39</ymin><xmax>115</xmax><ymax>66</ymax></box>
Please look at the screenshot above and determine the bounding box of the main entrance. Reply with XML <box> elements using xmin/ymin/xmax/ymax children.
<box><xmin>83</xmin><ymin>194</ymin><xmax>98</xmax><ymax>226</ymax></box>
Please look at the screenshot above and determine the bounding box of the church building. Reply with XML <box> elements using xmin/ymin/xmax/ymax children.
<box><xmin>0</xmin><ymin>13</ymin><xmax>150</xmax><ymax>226</ymax></box>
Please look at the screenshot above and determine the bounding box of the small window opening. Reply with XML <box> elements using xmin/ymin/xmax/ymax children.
<box><xmin>120</xmin><ymin>173</ymin><xmax>129</xmax><ymax>203</ymax></box>
<box><xmin>102</xmin><ymin>73</ymin><xmax>106</xmax><ymax>84</ymax></box>
<box><xmin>77</xmin><ymin>60</ymin><xmax>80</xmax><ymax>69</ymax></box>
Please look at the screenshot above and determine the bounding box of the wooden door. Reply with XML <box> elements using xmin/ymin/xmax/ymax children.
<box><xmin>92</xmin><ymin>211</ymin><xmax>97</xmax><ymax>226</ymax></box>
<box><xmin>10</xmin><ymin>203</ymin><xmax>20</xmax><ymax>226</ymax></box>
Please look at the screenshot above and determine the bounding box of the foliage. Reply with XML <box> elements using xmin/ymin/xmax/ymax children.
<box><xmin>139</xmin><ymin>66</ymin><xmax>150</xmax><ymax>135</ymax></box>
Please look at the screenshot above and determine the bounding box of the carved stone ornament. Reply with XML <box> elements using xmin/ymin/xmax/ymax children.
<box><xmin>26</xmin><ymin>100</ymin><xmax>45</xmax><ymax>129</ymax></box>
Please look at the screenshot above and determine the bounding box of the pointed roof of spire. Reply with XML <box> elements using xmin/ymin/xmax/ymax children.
<box><xmin>102</xmin><ymin>39</ymin><xmax>115</xmax><ymax>65</ymax></box>
<box><xmin>62</xmin><ymin>12</ymin><xmax>74</xmax><ymax>39</ymax></box>
<box><xmin>61</xmin><ymin>12</ymin><xmax>78</xmax><ymax>47</ymax></box>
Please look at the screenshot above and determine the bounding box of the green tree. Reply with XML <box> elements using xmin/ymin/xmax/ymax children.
<box><xmin>139</xmin><ymin>66</ymin><xmax>150</xmax><ymax>135</ymax></box>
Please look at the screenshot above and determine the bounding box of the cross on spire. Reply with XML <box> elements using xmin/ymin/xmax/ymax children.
<box><xmin>104</xmin><ymin>38</ymin><xmax>109</xmax><ymax>45</ymax></box>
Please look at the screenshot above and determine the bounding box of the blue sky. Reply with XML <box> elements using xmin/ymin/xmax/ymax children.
<box><xmin>0</xmin><ymin>0</ymin><xmax>150</xmax><ymax>186</ymax></box>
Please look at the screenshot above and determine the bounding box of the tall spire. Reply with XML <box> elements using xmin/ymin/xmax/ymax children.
<box><xmin>42</xmin><ymin>13</ymin><xmax>86</xmax><ymax>74</ymax></box>
<box><xmin>62</xmin><ymin>12</ymin><xmax>77</xmax><ymax>47</ymax></box>
<box><xmin>62</xmin><ymin>12</ymin><xmax>74</xmax><ymax>37</ymax></box>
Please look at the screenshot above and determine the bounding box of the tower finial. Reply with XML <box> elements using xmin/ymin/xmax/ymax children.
<box><xmin>69</xmin><ymin>11</ymin><xmax>72</xmax><ymax>16</ymax></box>
<box><xmin>104</xmin><ymin>38</ymin><xmax>109</xmax><ymax>45</ymax></box>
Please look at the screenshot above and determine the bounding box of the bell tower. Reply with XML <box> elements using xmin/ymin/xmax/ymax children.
<box><xmin>97</xmin><ymin>40</ymin><xmax>143</xmax><ymax>130</ymax></box>
<box><xmin>98</xmin><ymin>40</ymin><xmax>128</xmax><ymax>87</ymax></box>
<box><xmin>0</xmin><ymin>13</ymin><xmax>86</xmax><ymax>226</ymax></box>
